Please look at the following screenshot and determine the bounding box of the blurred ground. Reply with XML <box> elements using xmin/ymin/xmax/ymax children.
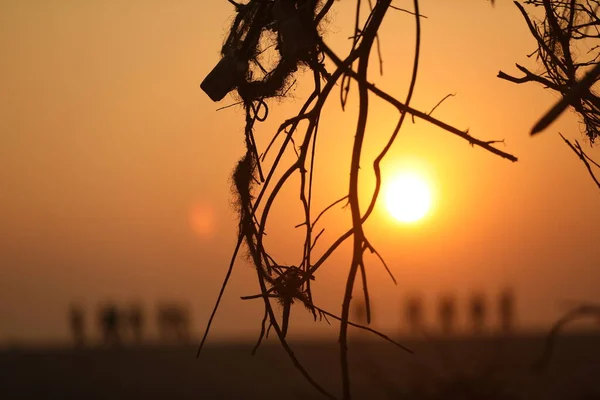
<box><xmin>0</xmin><ymin>332</ymin><xmax>598</xmax><ymax>399</ymax></box>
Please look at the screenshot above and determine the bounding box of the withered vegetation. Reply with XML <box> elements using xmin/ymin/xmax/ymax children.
<box><xmin>199</xmin><ymin>1</ymin><xmax>518</xmax><ymax>399</ymax></box>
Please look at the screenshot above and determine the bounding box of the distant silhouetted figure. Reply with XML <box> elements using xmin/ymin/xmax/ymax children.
<box><xmin>469</xmin><ymin>292</ymin><xmax>486</xmax><ymax>334</ymax></box>
<box><xmin>128</xmin><ymin>304</ymin><xmax>144</xmax><ymax>345</ymax></box>
<box><xmin>498</xmin><ymin>288</ymin><xmax>515</xmax><ymax>334</ymax></box>
<box><xmin>438</xmin><ymin>294</ymin><xmax>456</xmax><ymax>335</ymax></box>
<box><xmin>157</xmin><ymin>303</ymin><xmax>190</xmax><ymax>344</ymax></box>
<box><xmin>99</xmin><ymin>304</ymin><xmax>121</xmax><ymax>347</ymax></box>
<box><xmin>404</xmin><ymin>294</ymin><xmax>423</xmax><ymax>335</ymax></box>
<box><xmin>69</xmin><ymin>304</ymin><xmax>85</xmax><ymax>348</ymax></box>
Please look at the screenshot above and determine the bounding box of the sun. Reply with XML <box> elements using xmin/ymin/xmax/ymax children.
<box><xmin>384</xmin><ymin>172</ymin><xmax>433</xmax><ymax>223</ymax></box>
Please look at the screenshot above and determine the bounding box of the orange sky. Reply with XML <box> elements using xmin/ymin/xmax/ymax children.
<box><xmin>1</xmin><ymin>0</ymin><xmax>599</xmax><ymax>344</ymax></box>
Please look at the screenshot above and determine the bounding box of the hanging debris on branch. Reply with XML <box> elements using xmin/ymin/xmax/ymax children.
<box><xmin>201</xmin><ymin>0</ymin><xmax>322</xmax><ymax>103</ymax></box>
<box><xmin>198</xmin><ymin>1</ymin><xmax>518</xmax><ymax>399</ymax></box>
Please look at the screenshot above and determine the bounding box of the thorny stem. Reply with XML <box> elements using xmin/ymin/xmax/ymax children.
<box><xmin>322</xmin><ymin>42</ymin><xmax>518</xmax><ymax>162</ymax></box>
<box><xmin>340</xmin><ymin>1</ymin><xmax>390</xmax><ymax>398</ymax></box>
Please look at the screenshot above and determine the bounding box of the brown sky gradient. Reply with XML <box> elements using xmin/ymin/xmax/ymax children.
<box><xmin>1</xmin><ymin>0</ymin><xmax>599</xmax><ymax>344</ymax></box>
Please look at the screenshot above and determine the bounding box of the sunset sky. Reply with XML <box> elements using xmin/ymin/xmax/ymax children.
<box><xmin>1</xmin><ymin>0</ymin><xmax>599</xmax><ymax>344</ymax></box>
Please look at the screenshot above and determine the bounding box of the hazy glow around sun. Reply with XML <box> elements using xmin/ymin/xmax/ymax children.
<box><xmin>384</xmin><ymin>172</ymin><xmax>432</xmax><ymax>223</ymax></box>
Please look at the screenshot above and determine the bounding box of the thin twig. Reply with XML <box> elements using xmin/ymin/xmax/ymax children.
<box><xmin>389</xmin><ymin>5</ymin><xmax>428</xmax><ymax>18</ymax></box>
<box><xmin>428</xmin><ymin>93</ymin><xmax>456</xmax><ymax>116</ymax></box>
<box><xmin>559</xmin><ymin>132</ymin><xmax>600</xmax><ymax>189</ymax></box>
<box><xmin>534</xmin><ymin>304</ymin><xmax>600</xmax><ymax>371</ymax></box>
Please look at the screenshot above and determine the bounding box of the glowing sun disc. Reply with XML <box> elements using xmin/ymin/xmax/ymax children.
<box><xmin>385</xmin><ymin>173</ymin><xmax>432</xmax><ymax>223</ymax></box>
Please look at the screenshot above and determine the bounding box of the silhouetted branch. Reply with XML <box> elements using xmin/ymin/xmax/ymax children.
<box><xmin>559</xmin><ymin>132</ymin><xmax>600</xmax><ymax>189</ymax></box>
<box><xmin>196</xmin><ymin>237</ymin><xmax>243</xmax><ymax>357</ymax></box>
<box><xmin>531</xmin><ymin>62</ymin><xmax>600</xmax><ymax>135</ymax></box>
<box><xmin>241</xmin><ymin>292</ymin><xmax>412</xmax><ymax>353</ymax></box>
<box><xmin>339</xmin><ymin>1</ymin><xmax>395</xmax><ymax>395</ymax></box>
<box><xmin>251</xmin><ymin>307</ymin><xmax>269</xmax><ymax>355</ymax></box>
<box><xmin>309</xmin><ymin>228</ymin><xmax>325</xmax><ymax>252</ymax></box>
<box><xmin>497</xmin><ymin>64</ymin><xmax>562</xmax><ymax>91</ymax></box>
<box><xmin>428</xmin><ymin>92</ymin><xmax>456</xmax><ymax>116</ymax></box>
<box><xmin>389</xmin><ymin>4</ymin><xmax>428</xmax><ymax>18</ymax></box>
<box><xmin>312</xmin><ymin>305</ymin><xmax>412</xmax><ymax>353</ymax></box>
<box><xmin>200</xmin><ymin>1</ymin><xmax>520</xmax><ymax>398</ymax></box>
<box><xmin>534</xmin><ymin>303</ymin><xmax>600</xmax><ymax>371</ymax></box>
<box><xmin>364</xmin><ymin>238</ymin><xmax>397</xmax><ymax>285</ymax></box>
<box><xmin>499</xmin><ymin>0</ymin><xmax>600</xmax><ymax>189</ymax></box>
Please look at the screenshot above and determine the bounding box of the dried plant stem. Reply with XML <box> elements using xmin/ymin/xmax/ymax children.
<box><xmin>340</xmin><ymin>2</ymin><xmax>390</xmax><ymax>398</ymax></box>
<box><xmin>559</xmin><ymin>133</ymin><xmax>600</xmax><ymax>189</ymax></box>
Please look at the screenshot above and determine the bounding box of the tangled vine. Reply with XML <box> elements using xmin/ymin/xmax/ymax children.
<box><xmin>199</xmin><ymin>1</ymin><xmax>517</xmax><ymax>399</ymax></box>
